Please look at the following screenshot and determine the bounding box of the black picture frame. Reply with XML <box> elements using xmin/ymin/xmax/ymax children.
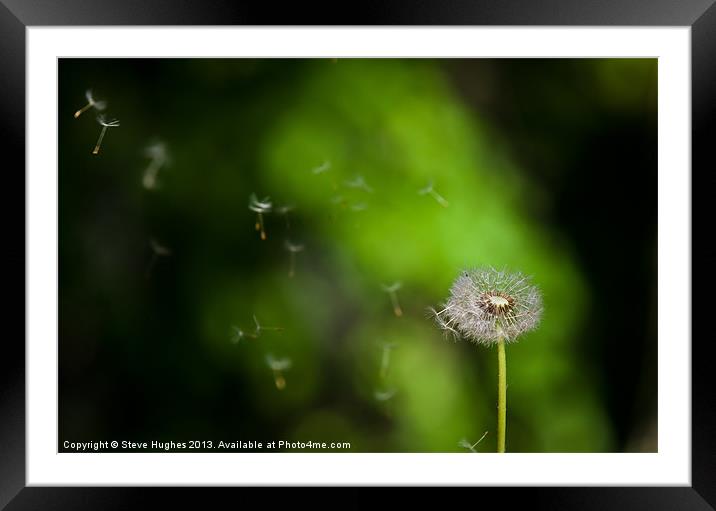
<box><xmin>3</xmin><ymin>0</ymin><xmax>711</xmax><ymax>507</ymax></box>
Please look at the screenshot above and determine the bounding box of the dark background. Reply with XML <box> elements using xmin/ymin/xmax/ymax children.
<box><xmin>58</xmin><ymin>58</ymin><xmax>657</xmax><ymax>453</ymax></box>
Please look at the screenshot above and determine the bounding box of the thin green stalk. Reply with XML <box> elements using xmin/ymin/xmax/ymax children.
<box><xmin>497</xmin><ymin>338</ymin><xmax>507</xmax><ymax>453</ymax></box>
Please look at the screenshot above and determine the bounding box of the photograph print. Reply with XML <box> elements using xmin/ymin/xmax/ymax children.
<box><xmin>58</xmin><ymin>58</ymin><xmax>657</xmax><ymax>454</ymax></box>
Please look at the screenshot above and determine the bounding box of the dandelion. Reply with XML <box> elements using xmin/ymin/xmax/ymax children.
<box><xmin>74</xmin><ymin>89</ymin><xmax>106</xmax><ymax>119</ymax></box>
<box><xmin>248</xmin><ymin>194</ymin><xmax>272</xmax><ymax>240</ymax></box>
<box><xmin>458</xmin><ymin>432</ymin><xmax>489</xmax><ymax>453</ymax></box>
<box><xmin>432</xmin><ymin>267</ymin><xmax>542</xmax><ymax>453</ymax></box>
<box><xmin>284</xmin><ymin>240</ymin><xmax>305</xmax><ymax>278</ymax></box>
<box><xmin>381</xmin><ymin>282</ymin><xmax>404</xmax><ymax>317</ymax></box>
<box><xmin>310</xmin><ymin>161</ymin><xmax>331</xmax><ymax>175</ymax></box>
<box><xmin>92</xmin><ymin>115</ymin><xmax>120</xmax><ymax>155</ymax></box>
<box><xmin>145</xmin><ymin>238</ymin><xmax>171</xmax><ymax>278</ymax></box>
<box><xmin>345</xmin><ymin>175</ymin><xmax>374</xmax><ymax>193</ymax></box>
<box><xmin>266</xmin><ymin>354</ymin><xmax>292</xmax><ymax>390</ymax></box>
<box><xmin>433</xmin><ymin>268</ymin><xmax>542</xmax><ymax>345</ymax></box>
<box><xmin>418</xmin><ymin>180</ymin><xmax>449</xmax><ymax>208</ymax></box>
<box><xmin>143</xmin><ymin>142</ymin><xmax>169</xmax><ymax>190</ymax></box>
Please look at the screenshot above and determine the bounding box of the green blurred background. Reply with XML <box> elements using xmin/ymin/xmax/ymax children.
<box><xmin>58</xmin><ymin>58</ymin><xmax>657</xmax><ymax>453</ymax></box>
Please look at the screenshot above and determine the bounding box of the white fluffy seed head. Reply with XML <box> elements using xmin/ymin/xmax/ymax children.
<box><xmin>433</xmin><ymin>267</ymin><xmax>543</xmax><ymax>346</ymax></box>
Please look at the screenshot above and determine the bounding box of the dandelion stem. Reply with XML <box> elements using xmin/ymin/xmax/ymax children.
<box><xmin>93</xmin><ymin>126</ymin><xmax>108</xmax><ymax>155</ymax></box>
<box><xmin>497</xmin><ymin>338</ymin><xmax>507</xmax><ymax>453</ymax></box>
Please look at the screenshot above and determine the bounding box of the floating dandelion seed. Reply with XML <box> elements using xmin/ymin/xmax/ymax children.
<box><xmin>248</xmin><ymin>194</ymin><xmax>272</xmax><ymax>240</ymax></box>
<box><xmin>284</xmin><ymin>240</ymin><xmax>305</xmax><ymax>278</ymax></box>
<box><xmin>230</xmin><ymin>325</ymin><xmax>257</xmax><ymax>344</ymax></box>
<box><xmin>145</xmin><ymin>238</ymin><xmax>171</xmax><ymax>278</ymax></box>
<box><xmin>276</xmin><ymin>204</ymin><xmax>295</xmax><ymax>229</ymax></box>
<box><xmin>74</xmin><ymin>89</ymin><xmax>106</xmax><ymax>119</ymax></box>
<box><xmin>374</xmin><ymin>388</ymin><xmax>397</xmax><ymax>402</ymax></box>
<box><xmin>458</xmin><ymin>432</ymin><xmax>489</xmax><ymax>453</ymax></box>
<box><xmin>350</xmin><ymin>202</ymin><xmax>368</xmax><ymax>212</ymax></box>
<box><xmin>418</xmin><ymin>180</ymin><xmax>449</xmax><ymax>207</ymax></box>
<box><xmin>345</xmin><ymin>175</ymin><xmax>374</xmax><ymax>193</ymax></box>
<box><xmin>378</xmin><ymin>341</ymin><xmax>398</xmax><ymax>379</ymax></box>
<box><xmin>381</xmin><ymin>282</ymin><xmax>404</xmax><ymax>317</ymax></box>
<box><xmin>330</xmin><ymin>195</ymin><xmax>347</xmax><ymax>207</ymax></box>
<box><xmin>150</xmin><ymin>238</ymin><xmax>171</xmax><ymax>257</ymax></box>
<box><xmin>253</xmin><ymin>314</ymin><xmax>284</xmax><ymax>335</ymax></box>
<box><xmin>143</xmin><ymin>142</ymin><xmax>170</xmax><ymax>190</ymax></box>
<box><xmin>266</xmin><ymin>354</ymin><xmax>292</xmax><ymax>390</ymax></box>
<box><xmin>312</xmin><ymin>161</ymin><xmax>339</xmax><ymax>190</ymax></box>
<box><xmin>92</xmin><ymin>115</ymin><xmax>120</xmax><ymax>155</ymax></box>
<box><xmin>311</xmin><ymin>161</ymin><xmax>331</xmax><ymax>175</ymax></box>
<box><xmin>230</xmin><ymin>314</ymin><xmax>282</xmax><ymax>344</ymax></box>
<box><xmin>432</xmin><ymin>267</ymin><xmax>542</xmax><ymax>454</ymax></box>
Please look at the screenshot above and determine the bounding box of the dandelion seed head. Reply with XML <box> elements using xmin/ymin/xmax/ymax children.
<box><xmin>433</xmin><ymin>267</ymin><xmax>542</xmax><ymax>345</ymax></box>
<box><xmin>277</xmin><ymin>204</ymin><xmax>294</xmax><ymax>215</ymax></box>
<box><xmin>428</xmin><ymin>306</ymin><xmax>460</xmax><ymax>341</ymax></box>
